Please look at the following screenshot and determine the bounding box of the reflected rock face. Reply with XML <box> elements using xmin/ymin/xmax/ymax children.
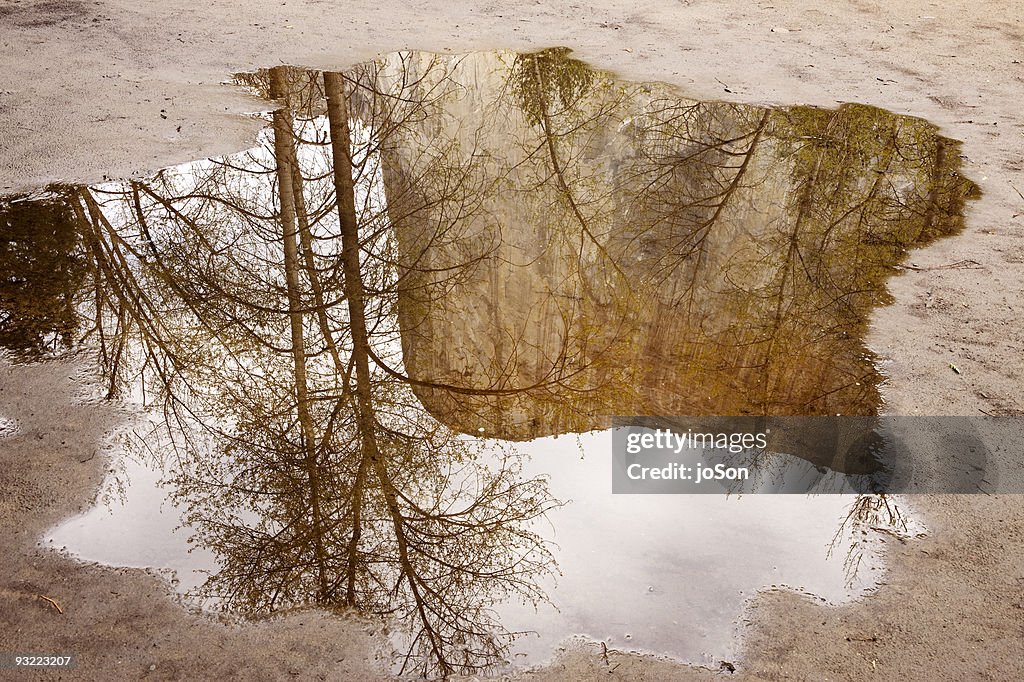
<box><xmin>365</xmin><ymin>50</ymin><xmax>978</xmax><ymax>437</ymax></box>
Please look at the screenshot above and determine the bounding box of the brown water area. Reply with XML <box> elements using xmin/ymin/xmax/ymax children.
<box><xmin>1</xmin><ymin>49</ymin><xmax>976</xmax><ymax>677</ymax></box>
<box><xmin>359</xmin><ymin>50</ymin><xmax>979</xmax><ymax>435</ymax></box>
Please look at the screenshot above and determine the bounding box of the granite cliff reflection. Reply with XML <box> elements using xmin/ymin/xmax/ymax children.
<box><xmin>0</xmin><ymin>49</ymin><xmax>977</xmax><ymax>676</ymax></box>
<box><xmin>377</xmin><ymin>50</ymin><xmax>978</xmax><ymax>437</ymax></box>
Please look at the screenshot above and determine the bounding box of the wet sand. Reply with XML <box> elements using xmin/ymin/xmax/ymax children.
<box><xmin>1</xmin><ymin>0</ymin><xmax>1023</xmax><ymax>679</ymax></box>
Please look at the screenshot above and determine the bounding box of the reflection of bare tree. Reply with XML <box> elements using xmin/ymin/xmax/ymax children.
<box><xmin>43</xmin><ymin>61</ymin><xmax>566</xmax><ymax>677</ymax></box>
<box><xmin>828</xmin><ymin>494</ymin><xmax>911</xmax><ymax>587</ymax></box>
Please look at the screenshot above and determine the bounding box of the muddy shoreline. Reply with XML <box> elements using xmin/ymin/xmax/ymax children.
<box><xmin>2</xmin><ymin>0</ymin><xmax>1023</xmax><ymax>679</ymax></box>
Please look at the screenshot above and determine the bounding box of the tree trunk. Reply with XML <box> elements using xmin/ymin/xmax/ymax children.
<box><xmin>270</xmin><ymin>66</ymin><xmax>331</xmax><ymax>601</ymax></box>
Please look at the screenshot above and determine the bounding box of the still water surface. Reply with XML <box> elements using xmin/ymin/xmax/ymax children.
<box><xmin>1</xmin><ymin>47</ymin><xmax>972</xmax><ymax>676</ymax></box>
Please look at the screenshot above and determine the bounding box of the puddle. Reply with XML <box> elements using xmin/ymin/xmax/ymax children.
<box><xmin>3</xmin><ymin>48</ymin><xmax>973</xmax><ymax>677</ymax></box>
<box><xmin>47</xmin><ymin>427</ymin><xmax>919</xmax><ymax>672</ymax></box>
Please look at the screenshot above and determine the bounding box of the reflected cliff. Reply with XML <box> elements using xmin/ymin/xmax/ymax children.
<box><xmin>2</xmin><ymin>49</ymin><xmax>977</xmax><ymax>677</ymax></box>
<box><xmin>369</xmin><ymin>50</ymin><xmax>977</xmax><ymax>436</ymax></box>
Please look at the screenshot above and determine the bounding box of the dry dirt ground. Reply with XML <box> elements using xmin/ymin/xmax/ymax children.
<box><xmin>1</xmin><ymin>0</ymin><xmax>1023</xmax><ymax>680</ymax></box>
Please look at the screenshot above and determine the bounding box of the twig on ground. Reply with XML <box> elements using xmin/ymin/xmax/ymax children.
<box><xmin>896</xmin><ymin>259</ymin><xmax>981</xmax><ymax>271</ymax></box>
<box><xmin>36</xmin><ymin>594</ymin><xmax>64</xmax><ymax>614</ymax></box>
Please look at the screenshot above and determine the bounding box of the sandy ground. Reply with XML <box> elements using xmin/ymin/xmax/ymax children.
<box><xmin>1</xmin><ymin>0</ymin><xmax>1023</xmax><ymax>679</ymax></box>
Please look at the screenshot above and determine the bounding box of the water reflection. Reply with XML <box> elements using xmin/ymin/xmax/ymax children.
<box><xmin>0</xmin><ymin>192</ymin><xmax>84</xmax><ymax>359</ymax></box>
<box><xmin>376</xmin><ymin>49</ymin><xmax>977</xmax><ymax>435</ymax></box>
<box><xmin>3</xmin><ymin>48</ymin><xmax>976</xmax><ymax>677</ymax></box>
